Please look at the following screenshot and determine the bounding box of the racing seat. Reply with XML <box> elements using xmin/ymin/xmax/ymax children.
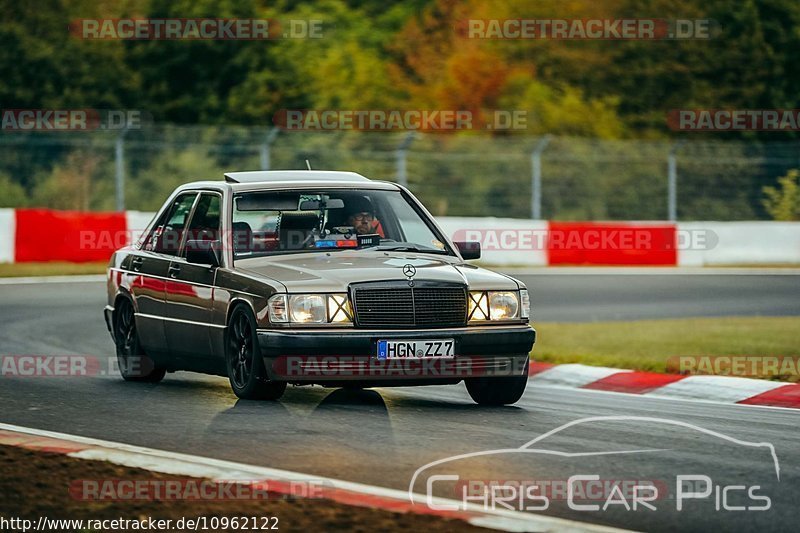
<box><xmin>278</xmin><ymin>212</ymin><xmax>320</xmax><ymax>250</ymax></box>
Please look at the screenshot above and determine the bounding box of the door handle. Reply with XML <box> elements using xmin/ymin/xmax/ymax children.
<box><xmin>168</xmin><ymin>264</ymin><xmax>181</xmax><ymax>278</ymax></box>
<box><xmin>131</xmin><ymin>257</ymin><xmax>143</xmax><ymax>271</ymax></box>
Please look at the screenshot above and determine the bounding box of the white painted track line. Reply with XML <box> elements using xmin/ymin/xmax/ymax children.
<box><xmin>0</xmin><ymin>422</ymin><xmax>629</xmax><ymax>533</ymax></box>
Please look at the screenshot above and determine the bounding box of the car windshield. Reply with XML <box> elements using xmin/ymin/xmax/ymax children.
<box><xmin>231</xmin><ymin>189</ymin><xmax>451</xmax><ymax>258</ymax></box>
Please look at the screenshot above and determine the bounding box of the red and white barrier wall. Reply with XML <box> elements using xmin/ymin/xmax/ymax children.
<box><xmin>0</xmin><ymin>208</ymin><xmax>151</xmax><ymax>264</ymax></box>
<box><xmin>0</xmin><ymin>209</ymin><xmax>14</xmax><ymax>263</ymax></box>
<box><xmin>1</xmin><ymin>209</ymin><xmax>799</xmax><ymax>266</ymax></box>
<box><xmin>677</xmin><ymin>221</ymin><xmax>800</xmax><ymax>266</ymax></box>
<box><xmin>437</xmin><ymin>217</ymin><xmax>800</xmax><ymax>266</ymax></box>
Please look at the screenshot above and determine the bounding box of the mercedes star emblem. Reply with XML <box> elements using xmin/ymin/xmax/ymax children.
<box><xmin>403</xmin><ymin>264</ymin><xmax>416</xmax><ymax>278</ymax></box>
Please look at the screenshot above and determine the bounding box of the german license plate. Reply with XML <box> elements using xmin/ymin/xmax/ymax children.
<box><xmin>377</xmin><ymin>339</ymin><xmax>455</xmax><ymax>359</ymax></box>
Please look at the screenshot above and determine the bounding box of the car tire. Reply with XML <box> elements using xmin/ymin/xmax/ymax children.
<box><xmin>114</xmin><ymin>299</ymin><xmax>167</xmax><ymax>383</ymax></box>
<box><xmin>225</xmin><ymin>305</ymin><xmax>286</xmax><ymax>401</ymax></box>
<box><xmin>465</xmin><ymin>358</ymin><xmax>529</xmax><ymax>405</ymax></box>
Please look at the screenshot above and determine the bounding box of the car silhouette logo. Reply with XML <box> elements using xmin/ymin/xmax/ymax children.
<box><xmin>407</xmin><ymin>415</ymin><xmax>781</xmax><ymax>507</ymax></box>
<box><xmin>403</xmin><ymin>264</ymin><xmax>416</xmax><ymax>278</ymax></box>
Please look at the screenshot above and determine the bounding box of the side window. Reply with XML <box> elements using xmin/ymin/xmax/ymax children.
<box><xmin>383</xmin><ymin>192</ymin><xmax>436</xmax><ymax>244</ymax></box>
<box><xmin>142</xmin><ymin>193</ymin><xmax>198</xmax><ymax>256</ymax></box>
<box><xmin>183</xmin><ymin>193</ymin><xmax>221</xmax><ymax>257</ymax></box>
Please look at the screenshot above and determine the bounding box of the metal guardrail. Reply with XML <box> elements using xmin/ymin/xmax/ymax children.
<box><xmin>1</xmin><ymin>126</ymin><xmax>798</xmax><ymax>220</ymax></box>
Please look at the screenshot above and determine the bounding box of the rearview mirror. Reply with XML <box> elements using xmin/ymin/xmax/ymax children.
<box><xmin>299</xmin><ymin>198</ymin><xmax>345</xmax><ymax>210</ymax></box>
<box><xmin>455</xmin><ymin>241</ymin><xmax>481</xmax><ymax>260</ymax></box>
<box><xmin>185</xmin><ymin>240</ymin><xmax>221</xmax><ymax>267</ymax></box>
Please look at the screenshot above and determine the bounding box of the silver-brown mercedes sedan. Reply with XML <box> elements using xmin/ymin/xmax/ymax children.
<box><xmin>104</xmin><ymin>170</ymin><xmax>536</xmax><ymax>405</ymax></box>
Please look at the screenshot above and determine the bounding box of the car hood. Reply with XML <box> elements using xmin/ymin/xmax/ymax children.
<box><xmin>234</xmin><ymin>251</ymin><xmax>520</xmax><ymax>292</ymax></box>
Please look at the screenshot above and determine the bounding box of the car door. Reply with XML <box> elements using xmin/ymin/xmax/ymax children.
<box><xmin>164</xmin><ymin>191</ymin><xmax>222</xmax><ymax>361</ymax></box>
<box><xmin>126</xmin><ymin>191</ymin><xmax>199</xmax><ymax>354</ymax></box>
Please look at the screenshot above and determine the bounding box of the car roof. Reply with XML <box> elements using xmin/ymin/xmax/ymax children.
<box><xmin>174</xmin><ymin>171</ymin><xmax>400</xmax><ymax>194</ymax></box>
<box><xmin>225</xmin><ymin>170</ymin><xmax>370</xmax><ymax>183</ymax></box>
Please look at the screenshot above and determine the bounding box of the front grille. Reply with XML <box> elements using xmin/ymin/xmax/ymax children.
<box><xmin>351</xmin><ymin>282</ymin><xmax>467</xmax><ymax>328</ymax></box>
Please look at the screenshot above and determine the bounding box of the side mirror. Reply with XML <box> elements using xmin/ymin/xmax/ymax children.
<box><xmin>185</xmin><ymin>239</ymin><xmax>221</xmax><ymax>267</ymax></box>
<box><xmin>455</xmin><ymin>241</ymin><xmax>481</xmax><ymax>260</ymax></box>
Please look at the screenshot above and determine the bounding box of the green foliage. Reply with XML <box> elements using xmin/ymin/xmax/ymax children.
<box><xmin>126</xmin><ymin>148</ymin><xmax>225</xmax><ymax>211</ymax></box>
<box><xmin>502</xmin><ymin>79</ymin><xmax>625</xmax><ymax>138</ymax></box>
<box><xmin>29</xmin><ymin>150</ymin><xmax>114</xmax><ymax>211</ymax></box>
<box><xmin>0</xmin><ymin>173</ymin><xmax>28</xmax><ymax>208</ymax></box>
<box><xmin>2</xmin><ymin>0</ymin><xmax>799</xmax><ymax>136</ymax></box>
<box><xmin>762</xmin><ymin>169</ymin><xmax>800</xmax><ymax>221</ymax></box>
<box><xmin>0</xmin><ymin>0</ymin><xmax>133</xmax><ymax>110</ymax></box>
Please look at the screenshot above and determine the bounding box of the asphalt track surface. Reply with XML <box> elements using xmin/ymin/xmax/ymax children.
<box><xmin>1</xmin><ymin>273</ymin><xmax>799</xmax><ymax>532</ymax></box>
<box><xmin>511</xmin><ymin>271</ymin><xmax>800</xmax><ymax>322</ymax></box>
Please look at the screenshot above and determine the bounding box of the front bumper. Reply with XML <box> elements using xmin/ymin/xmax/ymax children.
<box><xmin>258</xmin><ymin>324</ymin><xmax>535</xmax><ymax>383</ymax></box>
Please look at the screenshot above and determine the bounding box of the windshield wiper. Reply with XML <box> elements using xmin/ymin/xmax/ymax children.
<box><xmin>373</xmin><ymin>243</ymin><xmax>446</xmax><ymax>254</ymax></box>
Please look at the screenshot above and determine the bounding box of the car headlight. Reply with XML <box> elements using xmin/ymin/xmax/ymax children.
<box><xmin>268</xmin><ymin>293</ymin><xmax>352</xmax><ymax>325</ymax></box>
<box><xmin>469</xmin><ymin>291</ymin><xmax>521</xmax><ymax>322</ymax></box>
<box><xmin>289</xmin><ymin>294</ymin><xmax>327</xmax><ymax>323</ymax></box>
<box><xmin>489</xmin><ymin>291</ymin><xmax>519</xmax><ymax>320</ymax></box>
